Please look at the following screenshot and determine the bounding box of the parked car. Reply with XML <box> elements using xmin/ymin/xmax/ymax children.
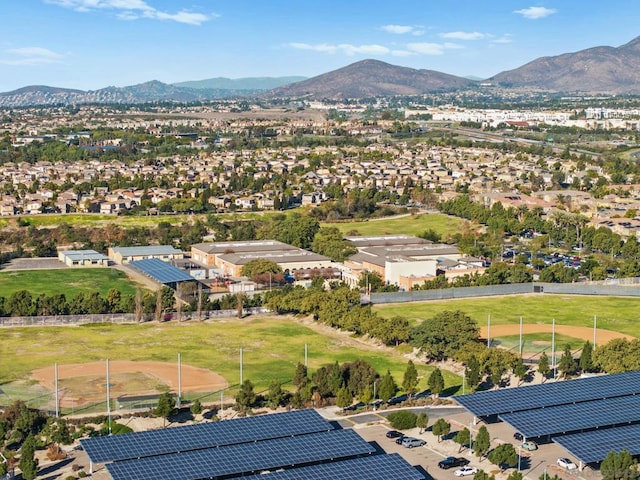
<box><xmin>438</xmin><ymin>457</ymin><xmax>470</xmax><ymax>469</ymax></box>
<box><xmin>386</xmin><ymin>430</ymin><xmax>403</xmax><ymax>439</ymax></box>
<box><xmin>557</xmin><ymin>458</ymin><xmax>577</xmax><ymax>470</ymax></box>
<box><xmin>395</xmin><ymin>436</ymin><xmax>406</xmax><ymax>445</ymax></box>
<box><xmin>513</xmin><ymin>432</ymin><xmax>524</xmax><ymax>441</ymax></box>
<box><xmin>401</xmin><ymin>437</ymin><xmax>426</xmax><ymax>448</ymax></box>
<box><xmin>522</xmin><ymin>441</ymin><xmax>538</xmax><ymax>451</ymax></box>
<box><xmin>454</xmin><ymin>466</ymin><xmax>478</xmax><ymax>477</ymax></box>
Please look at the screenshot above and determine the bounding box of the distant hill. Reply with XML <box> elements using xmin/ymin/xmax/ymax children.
<box><xmin>488</xmin><ymin>36</ymin><xmax>640</xmax><ymax>94</ymax></box>
<box><xmin>268</xmin><ymin>59</ymin><xmax>476</xmax><ymax>99</ymax></box>
<box><xmin>173</xmin><ymin>76</ymin><xmax>307</xmax><ymax>91</ymax></box>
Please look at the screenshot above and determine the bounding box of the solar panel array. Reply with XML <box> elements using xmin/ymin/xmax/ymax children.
<box><xmin>554</xmin><ymin>423</ymin><xmax>640</xmax><ymax>463</ymax></box>
<box><xmin>129</xmin><ymin>258</ymin><xmax>194</xmax><ymax>284</ymax></box>
<box><xmin>243</xmin><ymin>453</ymin><xmax>424</xmax><ymax>480</ymax></box>
<box><xmin>82</xmin><ymin>409</ymin><xmax>331</xmax><ymax>463</ymax></box>
<box><xmin>500</xmin><ymin>394</ymin><xmax>640</xmax><ymax>438</ymax></box>
<box><xmin>107</xmin><ymin>429</ymin><xmax>376</xmax><ymax>480</ymax></box>
<box><xmin>455</xmin><ymin>371</ymin><xmax>640</xmax><ymax>417</ymax></box>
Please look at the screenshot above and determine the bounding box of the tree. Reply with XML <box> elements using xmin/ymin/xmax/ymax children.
<box><xmin>402</xmin><ymin>360</ymin><xmax>419</xmax><ymax>399</ymax></box>
<box><xmin>427</xmin><ymin>368</ymin><xmax>445</xmax><ymax>398</ymax></box>
<box><xmin>465</xmin><ymin>355</ymin><xmax>481</xmax><ymax>391</ymax></box>
<box><xmin>387</xmin><ymin>410</ymin><xmax>417</xmax><ymax>430</ymax></box>
<box><xmin>432</xmin><ymin>418</ymin><xmax>451</xmax><ymax>442</ymax></box>
<box><xmin>190</xmin><ymin>399</ymin><xmax>202</xmax><ymax>415</ymax></box>
<box><xmin>513</xmin><ymin>359</ymin><xmax>527</xmax><ymax>386</ymax></box>
<box><xmin>558</xmin><ymin>344</ymin><xmax>577</xmax><ymax>378</ymax></box>
<box><xmin>312</xmin><ymin>362</ymin><xmax>343</xmax><ymax>398</ymax></box>
<box><xmin>378</xmin><ymin>370</ymin><xmax>398</xmax><ymax>401</ymax></box>
<box><xmin>538</xmin><ymin>352</ymin><xmax>550</xmax><ymax>381</ymax></box>
<box><xmin>155</xmin><ymin>392</ymin><xmax>176</xmax><ymax>427</ymax></box>
<box><xmin>487</xmin><ymin>443</ymin><xmax>518</xmax><ymax>470</ymax></box>
<box><xmin>235</xmin><ymin>380</ymin><xmax>256</xmax><ymax>413</ymax></box>
<box><xmin>311</xmin><ymin>227</ymin><xmax>357</xmax><ymax>262</ymax></box>
<box><xmin>50</xmin><ymin>418</ymin><xmax>72</xmax><ymax>445</ymax></box>
<box><xmin>292</xmin><ymin>362</ymin><xmax>309</xmax><ymax>390</ymax></box>
<box><xmin>343</xmin><ymin>360</ymin><xmax>377</xmax><ymax>397</ymax></box>
<box><xmin>19</xmin><ymin>434</ymin><xmax>38</xmax><ymax>480</ymax></box>
<box><xmin>336</xmin><ymin>386</ymin><xmax>353</xmax><ymax>409</ymax></box>
<box><xmin>473</xmin><ymin>425</ymin><xmax>490</xmax><ymax>458</ymax></box>
<box><xmin>507</xmin><ymin>471</ymin><xmax>523</xmax><ymax>480</ymax></box>
<box><xmin>579</xmin><ymin>340</ymin><xmax>594</xmax><ymax>373</ymax></box>
<box><xmin>454</xmin><ymin>427</ymin><xmax>471</xmax><ymax>452</ymax></box>
<box><xmin>410</xmin><ymin>310</ymin><xmax>480</xmax><ymax>361</ymax></box>
<box><xmin>240</xmin><ymin>259</ymin><xmax>284</xmax><ymax>284</ymax></box>
<box><xmin>266</xmin><ymin>381</ymin><xmax>285</xmax><ymax>409</ymax></box>
<box><xmin>473</xmin><ymin>470</ymin><xmax>495</xmax><ymax>480</ymax></box>
<box><xmin>601</xmin><ymin>450</ymin><xmax>637</xmax><ymax>480</ymax></box>
<box><xmin>416</xmin><ymin>412</ymin><xmax>429</xmax><ymax>434</ymax></box>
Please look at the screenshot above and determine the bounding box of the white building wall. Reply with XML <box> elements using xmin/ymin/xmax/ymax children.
<box><xmin>385</xmin><ymin>260</ymin><xmax>437</xmax><ymax>285</ymax></box>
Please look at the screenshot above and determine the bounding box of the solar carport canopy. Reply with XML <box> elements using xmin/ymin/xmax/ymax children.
<box><xmin>106</xmin><ymin>429</ymin><xmax>375</xmax><ymax>480</ymax></box>
<box><xmin>553</xmin><ymin>423</ymin><xmax>640</xmax><ymax>464</ymax></box>
<box><xmin>82</xmin><ymin>409</ymin><xmax>331</xmax><ymax>463</ymax></box>
<box><xmin>500</xmin><ymin>394</ymin><xmax>640</xmax><ymax>438</ymax></box>
<box><xmin>243</xmin><ymin>453</ymin><xmax>424</xmax><ymax>480</ymax></box>
<box><xmin>455</xmin><ymin>371</ymin><xmax>640</xmax><ymax>417</ymax></box>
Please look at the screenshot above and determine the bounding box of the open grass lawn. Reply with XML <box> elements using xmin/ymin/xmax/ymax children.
<box><xmin>374</xmin><ymin>295</ymin><xmax>640</xmax><ymax>338</ymax></box>
<box><xmin>0</xmin><ymin>317</ymin><xmax>459</xmax><ymax>395</ymax></box>
<box><xmin>492</xmin><ymin>333</ymin><xmax>581</xmax><ymax>355</ymax></box>
<box><xmin>322</xmin><ymin>213</ymin><xmax>469</xmax><ymax>239</ymax></box>
<box><xmin>0</xmin><ymin>268</ymin><xmax>138</xmax><ymax>297</ymax></box>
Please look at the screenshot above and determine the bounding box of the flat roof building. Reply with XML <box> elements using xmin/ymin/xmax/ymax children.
<box><xmin>191</xmin><ymin>240</ymin><xmax>333</xmax><ymax>278</ymax></box>
<box><xmin>108</xmin><ymin>245</ymin><xmax>184</xmax><ymax>265</ymax></box>
<box><xmin>58</xmin><ymin>249</ymin><xmax>109</xmax><ymax>267</ymax></box>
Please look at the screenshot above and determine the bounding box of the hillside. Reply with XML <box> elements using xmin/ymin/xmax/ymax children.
<box><xmin>268</xmin><ymin>59</ymin><xmax>475</xmax><ymax>99</ymax></box>
<box><xmin>488</xmin><ymin>36</ymin><xmax>640</xmax><ymax>94</ymax></box>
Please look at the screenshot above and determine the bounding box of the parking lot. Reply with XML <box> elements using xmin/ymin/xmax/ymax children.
<box><xmin>344</xmin><ymin>409</ymin><xmax>598</xmax><ymax>480</ymax></box>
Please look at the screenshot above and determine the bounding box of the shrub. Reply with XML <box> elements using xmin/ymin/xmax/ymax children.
<box><xmin>387</xmin><ymin>410</ymin><xmax>417</xmax><ymax>430</ymax></box>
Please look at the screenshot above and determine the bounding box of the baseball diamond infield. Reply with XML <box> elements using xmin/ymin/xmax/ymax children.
<box><xmin>31</xmin><ymin>360</ymin><xmax>228</xmax><ymax>408</ymax></box>
<box><xmin>481</xmin><ymin>324</ymin><xmax>635</xmax><ymax>343</ymax></box>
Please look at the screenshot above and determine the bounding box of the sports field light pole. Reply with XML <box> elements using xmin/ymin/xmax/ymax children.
<box><xmin>518</xmin><ymin>445</ymin><xmax>522</xmax><ymax>471</ymax></box>
<box><xmin>304</xmin><ymin>344</ymin><xmax>308</xmax><ymax>368</ymax></box>
<box><xmin>54</xmin><ymin>363</ymin><xmax>59</xmax><ymax>418</ymax></box>
<box><xmin>487</xmin><ymin>315</ymin><xmax>491</xmax><ymax>348</ymax></box>
<box><xmin>177</xmin><ymin>353</ymin><xmax>182</xmax><ymax>408</ymax></box>
<box><xmin>240</xmin><ymin>347</ymin><xmax>243</xmax><ymax>385</ymax></box>
<box><xmin>106</xmin><ymin>359</ymin><xmax>112</xmax><ymax>435</ymax></box>
<box><xmin>519</xmin><ymin>316</ymin><xmax>523</xmax><ymax>358</ymax></box>
<box><xmin>551</xmin><ymin>318</ymin><xmax>556</xmax><ymax>380</ymax></box>
<box><xmin>593</xmin><ymin>315</ymin><xmax>597</xmax><ymax>347</ymax></box>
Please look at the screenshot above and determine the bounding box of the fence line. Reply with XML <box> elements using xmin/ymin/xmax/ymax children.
<box><xmin>367</xmin><ymin>280</ymin><xmax>640</xmax><ymax>304</ymax></box>
<box><xmin>0</xmin><ymin>307</ymin><xmax>271</xmax><ymax>327</ymax></box>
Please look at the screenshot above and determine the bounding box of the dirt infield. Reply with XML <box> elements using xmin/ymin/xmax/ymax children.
<box><xmin>481</xmin><ymin>324</ymin><xmax>636</xmax><ymax>343</ymax></box>
<box><xmin>31</xmin><ymin>360</ymin><xmax>228</xmax><ymax>407</ymax></box>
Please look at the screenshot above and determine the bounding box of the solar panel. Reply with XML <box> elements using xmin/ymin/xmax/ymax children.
<box><xmin>82</xmin><ymin>409</ymin><xmax>332</xmax><ymax>463</ymax></box>
<box><xmin>243</xmin><ymin>453</ymin><xmax>424</xmax><ymax>480</ymax></box>
<box><xmin>107</xmin><ymin>429</ymin><xmax>375</xmax><ymax>480</ymax></box>
<box><xmin>129</xmin><ymin>258</ymin><xmax>193</xmax><ymax>284</ymax></box>
<box><xmin>554</xmin><ymin>423</ymin><xmax>640</xmax><ymax>464</ymax></box>
<box><xmin>455</xmin><ymin>371</ymin><xmax>640</xmax><ymax>417</ymax></box>
<box><xmin>500</xmin><ymin>394</ymin><xmax>640</xmax><ymax>438</ymax></box>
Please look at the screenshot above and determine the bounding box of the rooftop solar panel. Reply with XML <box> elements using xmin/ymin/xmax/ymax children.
<box><xmin>82</xmin><ymin>409</ymin><xmax>332</xmax><ymax>463</ymax></box>
<box><xmin>455</xmin><ymin>371</ymin><xmax>640</xmax><ymax>417</ymax></box>
<box><xmin>129</xmin><ymin>258</ymin><xmax>194</xmax><ymax>284</ymax></box>
<box><xmin>500</xmin><ymin>394</ymin><xmax>640</xmax><ymax>438</ymax></box>
<box><xmin>107</xmin><ymin>429</ymin><xmax>375</xmax><ymax>480</ymax></box>
<box><xmin>243</xmin><ymin>453</ymin><xmax>424</xmax><ymax>480</ymax></box>
<box><xmin>554</xmin><ymin>423</ymin><xmax>640</xmax><ymax>464</ymax></box>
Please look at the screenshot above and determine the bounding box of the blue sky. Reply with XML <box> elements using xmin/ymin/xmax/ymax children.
<box><xmin>1</xmin><ymin>1</ymin><xmax>639</xmax><ymax>92</ymax></box>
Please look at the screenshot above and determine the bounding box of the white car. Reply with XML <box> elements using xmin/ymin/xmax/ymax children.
<box><xmin>557</xmin><ymin>457</ymin><xmax>577</xmax><ymax>470</ymax></box>
<box><xmin>454</xmin><ymin>466</ymin><xmax>478</xmax><ymax>477</ymax></box>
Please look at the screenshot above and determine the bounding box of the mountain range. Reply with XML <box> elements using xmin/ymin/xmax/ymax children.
<box><xmin>2</xmin><ymin>35</ymin><xmax>640</xmax><ymax>107</ymax></box>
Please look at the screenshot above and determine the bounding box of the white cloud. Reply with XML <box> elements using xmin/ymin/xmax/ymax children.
<box><xmin>406</xmin><ymin>42</ymin><xmax>462</xmax><ymax>55</ymax></box>
<box><xmin>514</xmin><ymin>6</ymin><xmax>557</xmax><ymax>19</ymax></box>
<box><xmin>44</xmin><ymin>0</ymin><xmax>214</xmax><ymax>25</ymax></box>
<box><xmin>287</xmin><ymin>43</ymin><xmax>391</xmax><ymax>56</ymax></box>
<box><xmin>0</xmin><ymin>47</ymin><xmax>66</xmax><ymax>65</ymax></box>
<box><xmin>440</xmin><ymin>31</ymin><xmax>486</xmax><ymax>40</ymax></box>
<box><xmin>381</xmin><ymin>24</ymin><xmax>424</xmax><ymax>36</ymax></box>
<box><xmin>491</xmin><ymin>34</ymin><xmax>513</xmax><ymax>44</ymax></box>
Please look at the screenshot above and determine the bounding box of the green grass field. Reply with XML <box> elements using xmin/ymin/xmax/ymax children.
<box><xmin>0</xmin><ymin>316</ymin><xmax>459</xmax><ymax>401</ymax></box>
<box><xmin>0</xmin><ymin>268</ymin><xmax>139</xmax><ymax>297</ymax></box>
<box><xmin>322</xmin><ymin>213</ymin><xmax>468</xmax><ymax>240</ymax></box>
<box><xmin>492</xmin><ymin>333</ymin><xmax>580</xmax><ymax>355</ymax></box>
<box><xmin>374</xmin><ymin>295</ymin><xmax>640</xmax><ymax>338</ymax></box>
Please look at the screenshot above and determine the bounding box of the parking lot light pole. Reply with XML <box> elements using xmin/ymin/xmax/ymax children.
<box><xmin>518</xmin><ymin>445</ymin><xmax>521</xmax><ymax>471</ymax></box>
